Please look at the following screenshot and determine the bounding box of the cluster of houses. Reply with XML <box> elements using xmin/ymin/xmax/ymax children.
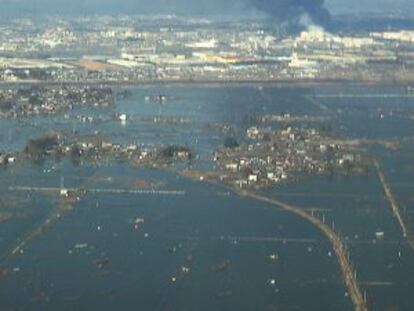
<box><xmin>47</xmin><ymin>136</ymin><xmax>153</xmax><ymax>165</ymax></box>
<box><xmin>63</xmin><ymin>138</ymin><xmax>192</xmax><ymax>165</ymax></box>
<box><xmin>0</xmin><ymin>86</ymin><xmax>115</xmax><ymax>118</ymax></box>
<box><xmin>22</xmin><ymin>133</ymin><xmax>193</xmax><ymax>170</ymax></box>
<box><xmin>215</xmin><ymin>125</ymin><xmax>359</xmax><ymax>188</ymax></box>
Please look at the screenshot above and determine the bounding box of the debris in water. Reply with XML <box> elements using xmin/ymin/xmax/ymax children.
<box><xmin>168</xmin><ymin>246</ymin><xmax>177</xmax><ymax>254</ymax></box>
<box><xmin>134</xmin><ymin>218</ymin><xmax>145</xmax><ymax>230</ymax></box>
<box><xmin>75</xmin><ymin>243</ymin><xmax>88</xmax><ymax>249</ymax></box>
<box><xmin>181</xmin><ymin>266</ymin><xmax>191</xmax><ymax>274</ymax></box>
<box><xmin>269</xmin><ymin>253</ymin><xmax>279</xmax><ymax>262</ymax></box>
<box><xmin>268</xmin><ymin>279</ymin><xmax>276</xmax><ymax>286</ymax></box>
<box><xmin>210</xmin><ymin>260</ymin><xmax>231</xmax><ymax>273</ymax></box>
<box><xmin>94</xmin><ymin>258</ymin><xmax>110</xmax><ymax>270</ymax></box>
<box><xmin>216</xmin><ymin>290</ymin><xmax>232</xmax><ymax>299</ymax></box>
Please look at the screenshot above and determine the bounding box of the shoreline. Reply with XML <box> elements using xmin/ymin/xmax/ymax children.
<box><xmin>0</xmin><ymin>78</ymin><xmax>413</xmax><ymax>88</ymax></box>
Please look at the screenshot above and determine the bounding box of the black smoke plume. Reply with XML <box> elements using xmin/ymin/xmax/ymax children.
<box><xmin>251</xmin><ymin>0</ymin><xmax>331</xmax><ymax>29</ymax></box>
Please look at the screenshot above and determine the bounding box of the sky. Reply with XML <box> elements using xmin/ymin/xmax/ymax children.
<box><xmin>326</xmin><ymin>0</ymin><xmax>414</xmax><ymax>14</ymax></box>
<box><xmin>0</xmin><ymin>0</ymin><xmax>412</xmax><ymax>17</ymax></box>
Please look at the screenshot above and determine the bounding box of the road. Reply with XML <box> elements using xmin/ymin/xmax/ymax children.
<box><xmin>374</xmin><ymin>160</ymin><xmax>414</xmax><ymax>250</ymax></box>
<box><xmin>241</xmin><ymin>190</ymin><xmax>369</xmax><ymax>311</ymax></box>
<box><xmin>8</xmin><ymin>186</ymin><xmax>186</xmax><ymax>196</ymax></box>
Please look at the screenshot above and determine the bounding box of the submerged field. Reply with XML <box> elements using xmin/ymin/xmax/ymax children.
<box><xmin>0</xmin><ymin>84</ymin><xmax>413</xmax><ymax>311</ymax></box>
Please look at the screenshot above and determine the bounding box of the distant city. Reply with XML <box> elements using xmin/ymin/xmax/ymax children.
<box><xmin>1</xmin><ymin>15</ymin><xmax>414</xmax><ymax>84</ymax></box>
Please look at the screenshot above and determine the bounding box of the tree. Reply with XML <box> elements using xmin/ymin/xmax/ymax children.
<box><xmin>224</xmin><ymin>137</ymin><xmax>239</xmax><ymax>149</ymax></box>
<box><xmin>25</xmin><ymin>135</ymin><xmax>59</xmax><ymax>158</ymax></box>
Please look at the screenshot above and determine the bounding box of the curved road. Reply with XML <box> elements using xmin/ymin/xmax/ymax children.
<box><xmin>241</xmin><ymin>190</ymin><xmax>368</xmax><ymax>311</ymax></box>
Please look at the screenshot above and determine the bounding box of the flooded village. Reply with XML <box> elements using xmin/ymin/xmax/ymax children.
<box><xmin>0</xmin><ymin>83</ymin><xmax>413</xmax><ymax>311</ymax></box>
<box><xmin>0</xmin><ymin>86</ymin><xmax>116</xmax><ymax>118</ymax></box>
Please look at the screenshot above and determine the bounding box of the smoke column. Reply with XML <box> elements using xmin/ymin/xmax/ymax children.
<box><xmin>251</xmin><ymin>0</ymin><xmax>331</xmax><ymax>28</ymax></box>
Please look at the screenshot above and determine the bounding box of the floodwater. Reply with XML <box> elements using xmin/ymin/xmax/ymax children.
<box><xmin>0</xmin><ymin>84</ymin><xmax>413</xmax><ymax>310</ymax></box>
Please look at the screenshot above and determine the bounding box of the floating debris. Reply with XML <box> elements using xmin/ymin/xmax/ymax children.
<box><xmin>134</xmin><ymin>218</ymin><xmax>145</xmax><ymax>230</ymax></box>
<box><xmin>269</xmin><ymin>253</ymin><xmax>279</xmax><ymax>262</ymax></box>
<box><xmin>0</xmin><ymin>269</ymin><xmax>10</xmax><ymax>278</ymax></box>
<box><xmin>33</xmin><ymin>292</ymin><xmax>51</xmax><ymax>303</ymax></box>
<box><xmin>94</xmin><ymin>258</ymin><xmax>110</xmax><ymax>270</ymax></box>
<box><xmin>216</xmin><ymin>290</ymin><xmax>233</xmax><ymax>299</ymax></box>
<box><xmin>181</xmin><ymin>266</ymin><xmax>191</xmax><ymax>274</ymax></box>
<box><xmin>267</xmin><ymin>279</ymin><xmax>276</xmax><ymax>286</ymax></box>
<box><xmin>210</xmin><ymin>260</ymin><xmax>231</xmax><ymax>273</ymax></box>
<box><xmin>168</xmin><ymin>247</ymin><xmax>177</xmax><ymax>254</ymax></box>
<box><xmin>74</xmin><ymin>243</ymin><xmax>89</xmax><ymax>249</ymax></box>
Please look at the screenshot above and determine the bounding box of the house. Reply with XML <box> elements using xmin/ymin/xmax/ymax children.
<box><xmin>235</xmin><ymin>179</ymin><xmax>248</xmax><ymax>188</ymax></box>
<box><xmin>339</xmin><ymin>154</ymin><xmax>355</xmax><ymax>165</ymax></box>
<box><xmin>225</xmin><ymin>163</ymin><xmax>238</xmax><ymax>172</ymax></box>
<box><xmin>176</xmin><ymin>151</ymin><xmax>189</xmax><ymax>159</ymax></box>
<box><xmin>247</xmin><ymin>126</ymin><xmax>260</xmax><ymax>139</ymax></box>
<box><xmin>118</xmin><ymin>113</ymin><xmax>127</xmax><ymax>122</ymax></box>
<box><xmin>101</xmin><ymin>141</ymin><xmax>113</xmax><ymax>149</ymax></box>
<box><xmin>126</xmin><ymin>144</ymin><xmax>137</xmax><ymax>151</ymax></box>
<box><xmin>248</xmin><ymin>174</ymin><xmax>258</xmax><ymax>183</ymax></box>
<box><xmin>139</xmin><ymin>150</ymin><xmax>149</xmax><ymax>159</ymax></box>
<box><xmin>343</xmin><ymin>154</ymin><xmax>355</xmax><ymax>162</ymax></box>
<box><xmin>7</xmin><ymin>156</ymin><xmax>15</xmax><ymax>164</ymax></box>
<box><xmin>266</xmin><ymin>171</ymin><xmax>280</xmax><ymax>182</ymax></box>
